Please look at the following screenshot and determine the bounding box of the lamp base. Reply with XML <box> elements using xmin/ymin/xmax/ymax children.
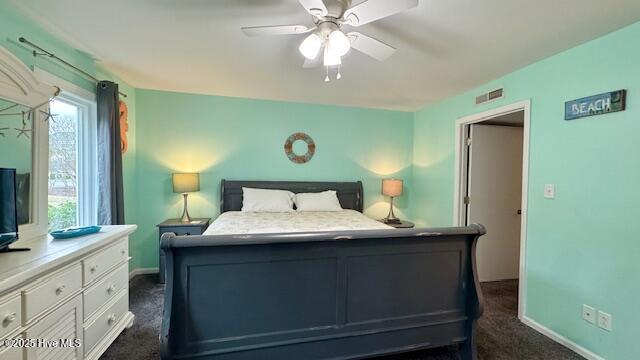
<box><xmin>382</xmin><ymin>196</ymin><xmax>401</xmax><ymax>224</ymax></box>
<box><xmin>180</xmin><ymin>193</ymin><xmax>192</xmax><ymax>223</ymax></box>
<box><xmin>381</xmin><ymin>217</ymin><xmax>402</xmax><ymax>225</ymax></box>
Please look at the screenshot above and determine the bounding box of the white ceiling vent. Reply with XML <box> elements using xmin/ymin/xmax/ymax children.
<box><xmin>475</xmin><ymin>88</ymin><xmax>504</xmax><ymax>105</ymax></box>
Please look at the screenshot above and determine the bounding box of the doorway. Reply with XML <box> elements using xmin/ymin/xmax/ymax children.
<box><xmin>454</xmin><ymin>100</ymin><xmax>530</xmax><ymax>319</ymax></box>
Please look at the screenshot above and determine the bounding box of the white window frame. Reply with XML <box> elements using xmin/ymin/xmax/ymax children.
<box><xmin>35</xmin><ymin>68</ymin><xmax>98</xmax><ymax>227</ymax></box>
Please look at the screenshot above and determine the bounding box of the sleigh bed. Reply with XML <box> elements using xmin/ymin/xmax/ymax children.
<box><xmin>160</xmin><ymin>180</ymin><xmax>485</xmax><ymax>360</ymax></box>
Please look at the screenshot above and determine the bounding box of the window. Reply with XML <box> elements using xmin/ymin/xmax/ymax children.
<box><xmin>47</xmin><ymin>92</ymin><xmax>97</xmax><ymax>230</ymax></box>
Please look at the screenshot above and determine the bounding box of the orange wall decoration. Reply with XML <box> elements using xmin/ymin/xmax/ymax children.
<box><xmin>119</xmin><ymin>100</ymin><xmax>129</xmax><ymax>154</ymax></box>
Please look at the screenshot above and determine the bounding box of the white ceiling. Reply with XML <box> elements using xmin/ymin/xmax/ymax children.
<box><xmin>10</xmin><ymin>0</ymin><xmax>640</xmax><ymax>111</ymax></box>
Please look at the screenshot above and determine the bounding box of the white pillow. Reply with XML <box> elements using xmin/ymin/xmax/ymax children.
<box><xmin>294</xmin><ymin>191</ymin><xmax>343</xmax><ymax>212</ymax></box>
<box><xmin>241</xmin><ymin>187</ymin><xmax>294</xmax><ymax>212</ymax></box>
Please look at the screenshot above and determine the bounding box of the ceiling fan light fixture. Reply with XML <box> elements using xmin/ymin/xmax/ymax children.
<box><xmin>309</xmin><ymin>8</ymin><xmax>325</xmax><ymax>16</ymax></box>
<box><xmin>299</xmin><ymin>33</ymin><xmax>322</xmax><ymax>60</ymax></box>
<box><xmin>323</xmin><ymin>44</ymin><xmax>342</xmax><ymax>67</ymax></box>
<box><xmin>328</xmin><ymin>30</ymin><xmax>351</xmax><ymax>56</ymax></box>
<box><xmin>344</xmin><ymin>13</ymin><xmax>360</xmax><ymax>26</ymax></box>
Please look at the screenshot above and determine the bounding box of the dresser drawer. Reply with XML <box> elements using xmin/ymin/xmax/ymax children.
<box><xmin>0</xmin><ymin>333</ymin><xmax>24</xmax><ymax>360</ymax></box>
<box><xmin>0</xmin><ymin>295</ymin><xmax>21</xmax><ymax>340</ymax></box>
<box><xmin>83</xmin><ymin>238</ymin><xmax>129</xmax><ymax>285</ymax></box>
<box><xmin>161</xmin><ymin>226</ymin><xmax>202</xmax><ymax>236</ymax></box>
<box><xmin>23</xmin><ymin>264</ymin><xmax>82</xmax><ymax>323</ymax></box>
<box><xmin>84</xmin><ymin>263</ymin><xmax>128</xmax><ymax>319</ymax></box>
<box><xmin>84</xmin><ymin>291</ymin><xmax>128</xmax><ymax>355</ymax></box>
<box><xmin>0</xmin><ymin>344</ymin><xmax>23</xmax><ymax>360</ymax></box>
<box><xmin>24</xmin><ymin>294</ymin><xmax>83</xmax><ymax>360</ymax></box>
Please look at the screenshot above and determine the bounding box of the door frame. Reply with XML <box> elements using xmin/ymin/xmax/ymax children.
<box><xmin>453</xmin><ymin>100</ymin><xmax>531</xmax><ymax>320</ymax></box>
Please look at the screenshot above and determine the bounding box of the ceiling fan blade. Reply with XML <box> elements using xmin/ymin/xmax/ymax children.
<box><xmin>241</xmin><ymin>25</ymin><xmax>313</xmax><ymax>37</ymax></box>
<box><xmin>298</xmin><ymin>0</ymin><xmax>328</xmax><ymax>16</ymax></box>
<box><xmin>343</xmin><ymin>0</ymin><xmax>419</xmax><ymax>27</ymax></box>
<box><xmin>347</xmin><ymin>32</ymin><xmax>396</xmax><ymax>61</ymax></box>
<box><xmin>302</xmin><ymin>56</ymin><xmax>321</xmax><ymax>69</ymax></box>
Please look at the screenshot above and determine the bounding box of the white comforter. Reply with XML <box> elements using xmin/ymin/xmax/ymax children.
<box><xmin>203</xmin><ymin>210</ymin><xmax>392</xmax><ymax>235</ymax></box>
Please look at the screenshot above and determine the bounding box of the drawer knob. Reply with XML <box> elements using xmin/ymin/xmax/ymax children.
<box><xmin>107</xmin><ymin>313</ymin><xmax>117</xmax><ymax>325</ymax></box>
<box><xmin>90</xmin><ymin>265</ymin><xmax>98</xmax><ymax>273</ymax></box>
<box><xmin>55</xmin><ymin>284</ymin><xmax>66</xmax><ymax>295</ymax></box>
<box><xmin>121</xmin><ymin>249</ymin><xmax>126</xmax><ymax>255</ymax></box>
<box><xmin>3</xmin><ymin>312</ymin><xmax>16</xmax><ymax>325</ymax></box>
<box><xmin>107</xmin><ymin>284</ymin><xmax>117</xmax><ymax>294</ymax></box>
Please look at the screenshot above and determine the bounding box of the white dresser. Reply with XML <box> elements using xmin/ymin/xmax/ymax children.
<box><xmin>0</xmin><ymin>225</ymin><xmax>136</xmax><ymax>360</ymax></box>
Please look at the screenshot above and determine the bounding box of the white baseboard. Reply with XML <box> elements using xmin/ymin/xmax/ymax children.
<box><xmin>129</xmin><ymin>267</ymin><xmax>159</xmax><ymax>279</ymax></box>
<box><xmin>521</xmin><ymin>316</ymin><xmax>605</xmax><ymax>360</ymax></box>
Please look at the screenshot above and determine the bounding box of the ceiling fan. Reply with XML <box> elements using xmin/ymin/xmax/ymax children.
<box><xmin>241</xmin><ymin>0</ymin><xmax>419</xmax><ymax>82</ymax></box>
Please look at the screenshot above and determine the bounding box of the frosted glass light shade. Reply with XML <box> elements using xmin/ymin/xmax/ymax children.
<box><xmin>323</xmin><ymin>44</ymin><xmax>342</xmax><ymax>66</ymax></box>
<box><xmin>299</xmin><ymin>33</ymin><xmax>322</xmax><ymax>60</ymax></box>
<box><xmin>173</xmin><ymin>173</ymin><xmax>200</xmax><ymax>193</ymax></box>
<box><xmin>382</xmin><ymin>179</ymin><xmax>403</xmax><ymax>197</ymax></box>
<box><xmin>328</xmin><ymin>30</ymin><xmax>350</xmax><ymax>56</ymax></box>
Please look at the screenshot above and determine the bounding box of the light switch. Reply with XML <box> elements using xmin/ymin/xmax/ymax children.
<box><xmin>544</xmin><ymin>184</ymin><xmax>555</xmax><ymax>199</ymax></box>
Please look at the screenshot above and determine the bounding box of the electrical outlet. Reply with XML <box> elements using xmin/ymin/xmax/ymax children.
<box><xmin>544</xmin><ymin>184</ymin><xmax>555</xmax><ymax>199</ymax></box>
<box><xmin>597</xmin><ymin>311</ymin><xmax>612</xmax><ymax>331</ymax></box>
<box><xmin>582</xmin><ymin>305</ymin><xmax>596</xmax><ymax>324</ymax></box>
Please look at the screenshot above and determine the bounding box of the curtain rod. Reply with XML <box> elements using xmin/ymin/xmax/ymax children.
<box><xmin>18</xmin><ymin>37</ymin><xmax>128</xmax><ymax>98</ymax></box>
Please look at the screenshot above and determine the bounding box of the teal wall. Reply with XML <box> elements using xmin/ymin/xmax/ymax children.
<box><xmin>0</xmin><ymin>2</ymin><xmax>139</xmax><ymax>266</ymax></box>
<box><xmin>0</xmin><ymin>125</ymin><xmax>31</xmax><ymax>173</ymax></box>
<box><xmin>0</xmin><ymin>100</ymin><xmax>31</xmax><ymax>173</ymax></box>
<box><xmin>413</xmin><ymin>22</ymin><xmax>640</xmax><ymax>359</ymax></box>
<box><xmin>134</xmin><ymin>89</ymin><xmax>414</xmax><ymax>268</ymax></box>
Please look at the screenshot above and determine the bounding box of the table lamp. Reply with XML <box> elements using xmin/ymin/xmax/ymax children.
<box><xmin>382</xmin><ymin>178</ymin><xmax>403</xmax><ymax>224</ymax></box>
<box><xmin>172</xmin><ymin>173</ymin><xmax>200</xmax><ymax>223</ymax></box>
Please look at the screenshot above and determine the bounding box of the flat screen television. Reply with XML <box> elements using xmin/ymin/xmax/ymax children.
<box><xmin>0</xmin><ymin>168</ymin><xmax>19</xmax><ymax>251</ymax></box>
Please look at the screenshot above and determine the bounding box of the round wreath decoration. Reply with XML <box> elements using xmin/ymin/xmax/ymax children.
<box><xmin>284</xmin><ymin>132</ymin><xmax>315</xmax><ymax>164</ymax></box>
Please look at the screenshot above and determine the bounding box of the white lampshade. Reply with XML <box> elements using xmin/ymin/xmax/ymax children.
<box><xmin>172</xmin><ymin>173</ymin><xmax>200</xmax><ymax>193</ymax></box>
<box><xmin>299</xmin><ymin>33</ymin><xmax>322</xmax><ymax>60</ymax></box>
<box><xmin>323</xmin><ymin>44</ymin><xmax>342</xmax><ymax>66</ymax></box>
<box><xmin>328</xmin><ymin>30</ymin><xmax>350</xmax><ymax>56</ymax></box>
<box><xmin>382</xmin><ymin>179</ymin><xmax>403</xmax><ymax>197</ymax></box>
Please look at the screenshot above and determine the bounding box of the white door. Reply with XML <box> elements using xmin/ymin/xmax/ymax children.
<box><xmin>466</xmin><ymin>124</ymin><xmax>523</xmax><ymax>282</ymax></box>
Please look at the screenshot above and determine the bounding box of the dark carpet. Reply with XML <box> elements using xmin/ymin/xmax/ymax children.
<box><xmin>101</xmin><ymin>276</ymin><xmax>583</xmax><ymax>360</ymax></box>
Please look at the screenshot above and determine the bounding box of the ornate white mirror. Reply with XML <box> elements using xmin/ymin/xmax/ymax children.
<box><xmin>0</xmin><ymin>45</ymin><xmax>58</xmax><ymax>240</ymax></box>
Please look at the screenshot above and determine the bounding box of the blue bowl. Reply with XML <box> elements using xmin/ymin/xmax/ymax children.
<box><xmin>50</xmin><ymin>226</ymin><xmax>102</xmax><ymax>240</ymax></box>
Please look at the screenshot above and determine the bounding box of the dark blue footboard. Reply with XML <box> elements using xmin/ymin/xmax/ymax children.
<box><xmin>160</xmin><ymin>225</ymin><xmax>485</xmax><ymax>360</ymax></box>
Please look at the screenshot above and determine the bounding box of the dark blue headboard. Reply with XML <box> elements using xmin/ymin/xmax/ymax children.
<box><xmin>220</xmin><ymin>180</ymin><xmax>364</xmax><ymax>213</ymax></box>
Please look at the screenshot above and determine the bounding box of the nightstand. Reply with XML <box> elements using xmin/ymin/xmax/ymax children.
<box><xmin>157</xmin><ymin>218</ymin><xmax>211</xmax><ymax>284</ymax></box>
<box><xmin>380</xmin><ymin>220</ymin><xmax>415</xmax><ymax>229</ymax></box>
